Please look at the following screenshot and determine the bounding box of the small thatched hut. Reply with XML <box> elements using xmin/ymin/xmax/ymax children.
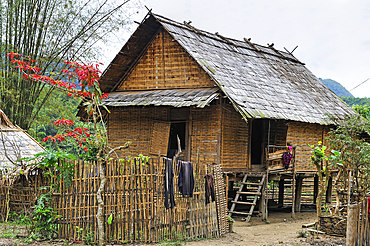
<box><xmin>0</xmin><ymin>109</ymin><xmax>45</xmax><ymax>220</ymax></box>
<box><xmin>0</xmin><ymin>109</ymin><xmax>44</xmax><ymax>171</ymax></box>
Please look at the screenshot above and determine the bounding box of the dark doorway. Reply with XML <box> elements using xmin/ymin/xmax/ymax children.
<box><xmin>251</xmin><ymin>120</ymin><xmax>266</xmax><ymax>164</ymax></box>
<box><xmin>167</xmin><ymin>122</ymin><xmax>186</xmax><ymax>158</ymax></box>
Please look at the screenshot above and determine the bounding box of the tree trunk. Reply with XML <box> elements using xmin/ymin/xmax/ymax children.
<box><xmin>96</xmin><ymin>153</ymin><xmax>106</xmax><ymax>246</ymax></box>
<box><xmin>316</xmin><ymin>168</ymin><xmax>330</xmax><ymax>218</ymax></box>
<box><xmin>333</xmin><ymin>170</ymin><xmax>342</xmax><ymax>216</ymax></box>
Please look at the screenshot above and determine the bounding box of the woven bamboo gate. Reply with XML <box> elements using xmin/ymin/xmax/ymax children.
<box><xmin>53</xmin><ymin>158</ymin><xmax>227</xmax><ymax>243</ymax></box>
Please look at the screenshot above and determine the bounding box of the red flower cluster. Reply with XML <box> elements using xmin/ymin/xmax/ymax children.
<box><xmin>7</xmin><ymin>53</ymin><xmax>110</xmax><ymax>100</ymax></box>
<box><xmin>54</xmin><ymin>118</ymin><xmax>74</xmax><ymax>127</ymax></box>
<box><xmin>42</xmin><ymin>119</ymin><xmax>93</xmax><ymax>152</ymax></box>
<box><xmin>7</xmin><ymin>53</ymin><xmax>108</xmax><ymax>153</ymax></box>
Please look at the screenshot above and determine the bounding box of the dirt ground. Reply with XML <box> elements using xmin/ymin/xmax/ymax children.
<box><xmin>0</xmin><ymin>211</ymin><xmax>346</xmax><ymax>246</ymax></box>
<box><xmin>185</xmin><ymin>211</ymin><xmax>346</xmax><ymax>246</ymax></box>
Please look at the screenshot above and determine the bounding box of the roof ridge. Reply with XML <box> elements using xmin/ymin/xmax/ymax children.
<box><xmin>0</xmin><ymin>109</ymin><xmax>16</xmax><ymax>128</ymax></box>
<box><xmin>152</xmin><ymin>13</ymin><xmax>303</xmax><ymax>64</ymax></box>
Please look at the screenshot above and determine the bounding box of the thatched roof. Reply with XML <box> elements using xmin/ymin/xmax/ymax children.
<box><xmin>100</xmin><ymin>12</ymin><xmax>355</xmax><ymax>125</ymax></box>
<box><xmin>103</xmin><ymin>88</ymin><xmax>219</xmax><ymax>108</ymax></box>
<box><xmin>0</xmin><ymin>110</ymin><xmax>44</xmax><ymax>170</ymax></box>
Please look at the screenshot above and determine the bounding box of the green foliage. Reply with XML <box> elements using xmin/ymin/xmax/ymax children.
<box><xmin>327</xmin><ymin>114</ymin><xmax>370</xmax><ymax>195</ymax></box>
<box><xmin>352</xmin><ymin>104</ymin><xmax>370</xmax><ymax>120</ymax></box>
<box><xmin>320</xmin><ymin>78</ymin><xmax>353</xmax><ymax>97</ymax></box>
<box><xmin>28</xmin><ymin>150</ymin><xmax>76</xmax><ymax>189</ymax></box>
<box><xmin>107</xmin><ymin>214</ymin><xmax>113</xmax><ymax>225</ymax></box>
<box><xmin>309</xmin><ymin>141</ymin><xmax>342</xmax><ymax>169</ymax></box>
<box><xmin>76</xmin><ymin>226</ymin><xmax>95</xmax><ymax>245</ymax></box>
<box><xmin>297</xmin><ymin>229</ymin><xmax>308</xmax><ymax>238</ymax></box>
<box><xmin>227</xmin><ymin>216</ymin><xmax>235</xmax><ymax>223</ymax></box>
<box><xmin>8</xmin><ymin>212</ymin><xmax>32</xmax><ymax>226</ymax></box>
<box><xmin>28</xmin><ymin>87</ymin><xmax>81</xmax><ymax>140</ymax></box>
<box><xmin>341</xmin><ymin>97</ymin><xmax>370</xmax><ymax>106</ymax></box>
<box><xmin>30</xmin><ymin>194</ymin><xmax>62</xmax><ymax>240</ymax></box>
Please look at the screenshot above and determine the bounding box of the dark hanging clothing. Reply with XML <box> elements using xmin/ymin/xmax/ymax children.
<box><xmin>282</xmin><ymin>152</ymin><xmax>293</xmax><ymax>169</ymax></box>
<box><xmin>178</xmin><ymin>161</ymin><xmax>194</xmax><ymax>197</ymax></box>
<box><xmin>164</xmin><ymin>157</ymin><xmax>175</xmax><ymax>209</ymax></box>
<box><xmin>204</xmin><ymin>174</ymin><xmax>215</xmax><ymax>205</ymax></box>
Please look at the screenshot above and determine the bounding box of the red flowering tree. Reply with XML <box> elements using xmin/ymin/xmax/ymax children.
<box><xmin>8</xmin><ymin>53</ymin><xmax>129</xmax><ymax>245</ymax></box>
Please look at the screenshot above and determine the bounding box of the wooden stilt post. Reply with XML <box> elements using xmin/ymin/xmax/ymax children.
<box><xmin>263</xmin><ymin>171</ymin><xmax>268</xmax><ymax>221</ymax></box>
<box><xmin>225</xmin><ymin>175</ymin><xmax>229</xmax><ymax>207</ymax></box>
<box><xmin>292</xmin><ymin>173</ymin><xmax>296</xmax><ymax>218</ymax></box>
<box><xmin>295</xmin><ymin>176</ymin><xmax>303</xmax><ymax>213</ymax></box>
<box><xmin>278</xmin><ymin>178</ymin><xmax>284</xmax><ymax>207</ymax></box>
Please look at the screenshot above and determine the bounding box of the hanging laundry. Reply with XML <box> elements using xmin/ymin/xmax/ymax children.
<box><xmin>282</xmin><ymin>152</ymin><xmax>293</xmax><ymax>169</ymax></box>
<box><xmin>164</xmin><ymin>157</ymin><xmax>175</xmax><ymax>209</ymax></box>
<box><xmin>178</xmin><ymin>161</ymin><xmax>194</xmax><ymax>197</ymax></box>
<box><xmin>204</xmin><ymin>174</ymin><xmax>215</xmax><ymax>205</ymax></box>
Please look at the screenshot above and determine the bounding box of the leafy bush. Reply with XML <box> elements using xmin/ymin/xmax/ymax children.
<box><xmin>30</xmin><ymin>194</ymin><xmax>61</xmax><ymax>240</ymax></box>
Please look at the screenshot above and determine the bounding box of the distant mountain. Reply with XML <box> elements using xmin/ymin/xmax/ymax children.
<box><xmin>320</xmin><ymin>78</ymin><xmax>353</xmax><ymax>97</ymax></box>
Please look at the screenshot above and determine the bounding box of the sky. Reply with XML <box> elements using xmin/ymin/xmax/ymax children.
<box><xmin>108</xmin><ymin>0</ymin><xmax>370</xmax><ymax>97</ymax></box>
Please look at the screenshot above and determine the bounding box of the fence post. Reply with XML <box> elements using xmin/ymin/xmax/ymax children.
<box><xmin>346</xmin><ymin>203</ymin><xmax>359</xmax><ymax>246</ymax></box>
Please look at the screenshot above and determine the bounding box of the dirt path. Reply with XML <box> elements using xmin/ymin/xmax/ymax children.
<box><xmin>185</xmin><ymin>212</ymin><xmax>346</xmax><ymax>246</ymax></box>
<box><xmin>0</xmin><ymin>211</ymin><xmax>346</xmax><ymax>245</ymax></box>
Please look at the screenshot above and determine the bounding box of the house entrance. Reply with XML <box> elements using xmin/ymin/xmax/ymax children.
<box><xmin>167</xmin><ymin>122</ymin><xmax>186</xmax><ymax>158</ymax></box>
<box><xmin>251</xmin><ymin>119</ymin><xmax>267</xmax><ymax>165</ymax></box>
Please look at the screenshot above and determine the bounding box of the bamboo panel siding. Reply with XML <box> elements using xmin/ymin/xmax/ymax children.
<box><xmin>118</xmin><ymin>29</ymin><xmax>215</xmax><ymax>91</ymax></box>
<box><xmin>107</xmin><ymin>106</ymin><xmax>168</xmax><ymax>158</ymax></box>
<box><xmin>149</xmin><ymin>121</ymin><xmax>171</xmax><ymax>155</ymax></box>
<box><xmin>221</xmin><ymin>101</ymin><xmax>248</xmax><ymax>171</ymax></box>
<box><xmin>190</xmin><ymin>104</ymin><xmax>221</xmax><ymax>165</ymax></box>
<box><xmin>52</xmin><ymin>159</ymin><xmax>226</xmax><ymax>243</ymax></box>
<box><xmin>287</xmin><ymin>122</ymin><xmax>328</xmax><ymax>171</ymax></box>
<box><xmin>210</xmin><ymin>164</ymin><xmax>227</xmax><ymax>235</ymax></box>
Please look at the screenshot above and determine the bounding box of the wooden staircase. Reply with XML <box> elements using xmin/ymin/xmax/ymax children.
<box><xmin>228</xmin><ymin>174</ymin><xmax>266</xmax><ymax>222</ymax></box>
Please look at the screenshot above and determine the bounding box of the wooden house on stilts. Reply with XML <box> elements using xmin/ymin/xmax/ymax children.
<box><xmin>96</xmin><ymin>12</ymin><xmax>355</xmax><ymax>220</ymax></box>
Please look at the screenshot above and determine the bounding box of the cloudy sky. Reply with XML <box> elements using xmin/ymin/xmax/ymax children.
<box><xmin>115</xmin><ymin>0</ymin><xmax>370</xmax><ymax>97</ymax></box>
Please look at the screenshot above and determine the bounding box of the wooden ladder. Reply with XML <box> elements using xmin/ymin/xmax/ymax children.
<box><xmin>228</xmin><ymin>174</ymin><xmax>266</xmax><ymax>223</ymax></box>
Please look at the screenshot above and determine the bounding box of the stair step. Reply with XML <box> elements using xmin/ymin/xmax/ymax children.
<box><xmin>229</xmin><ymin>211</ymin><xmax>252</xmax><ymax>215</ymax></box>
<box><xmin>231</xmin><ymin>201</ymin><xmax>256</xmax><ymax>205</ymax></box>
<box><xmin>241</xmin><ymin>182</ymin><xmax>263</xmax><ymax>186</ymax></box>
<box><xmin>237</xmin><ymin>191</ymin><xmax>261</xmax><ymax>196</ymax></box>
<box><xmin>233</xmin><ymin>186</ymin><xmax>258</xmax><ymax>190</ymax></box>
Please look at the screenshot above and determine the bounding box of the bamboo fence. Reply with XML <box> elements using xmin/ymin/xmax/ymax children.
<box><xmin>347</xmin><ymin>198</ymin><xmax>370</xmax><ymax>246</ymax></box>
<box><xmin>52</xmin><ymin>158</ymin><xmax>227</xmax><ymax>243</ymax></box>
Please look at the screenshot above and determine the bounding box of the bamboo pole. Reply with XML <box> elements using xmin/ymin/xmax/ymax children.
<box><xmin>346</xmin><ymin>203</ymin><xmax>359</xmax><ymax>246</ymax></box>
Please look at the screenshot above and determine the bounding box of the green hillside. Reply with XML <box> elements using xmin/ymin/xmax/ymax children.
<box><xmin>320</xmin><ymin>78</ymin><xmax>353</xmax><ymax>97</ymax></box>
<box><xmin>341</xmin><ymin>97</ymin><xmax>370</xmax><ymax>107</ymax></box>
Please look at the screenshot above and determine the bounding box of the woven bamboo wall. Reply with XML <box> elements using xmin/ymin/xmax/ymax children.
<box><xmin>118</xmin><ymin>29</ymin><xmax>215</xmax><ymax>91</ymax></box>
<box><xmin>108</xmin><ymin>104</ymin><xmax>222</xmax><ymax>166</ymax></box>
<box><xmin>107</xmin><ymin>106</ymin><xmax>168</xmax><ymax>158</ymax></box>
<box><xmin>221</xmin><ymin>101</ymin><xmax>249</xmax><ymax>171</ymax></box>
<box><xmin>286</xmin><ymin>121</ymin><xmax>329</xmax><ymax>171</ymax></box>
<box><xmin>53</xmin><ymin>159</ymin><xmax>226</xmax><ymax>243</ymax></box>
<box><xmin>190</xmin><ymin>104</ymin><xmax>221</xmax><ymax>165</ymax></box>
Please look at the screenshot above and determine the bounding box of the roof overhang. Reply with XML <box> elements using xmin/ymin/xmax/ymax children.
<box><xmin>102</xmin><ymin>87</ymin><xmax>219</xmax><ymax>108</ymax></box>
